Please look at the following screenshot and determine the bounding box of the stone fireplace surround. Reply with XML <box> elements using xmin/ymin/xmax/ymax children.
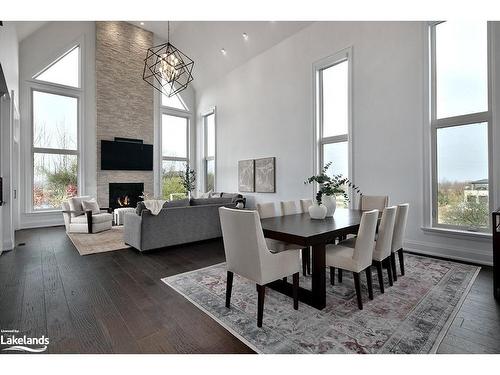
<box><xmin>95</xmin><ymin>21</ymin><xmax>154</xmax><ymax>208</ymax></box>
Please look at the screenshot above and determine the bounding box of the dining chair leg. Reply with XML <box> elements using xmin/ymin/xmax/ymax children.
<box><xmin>398</xmin><ymin>249</ymin><xmax>405</xmax><ymax>276</ymax></box>
<box><xmin>302</xmin><ymin>250</ymin><xmax>307</xmax><ymax>276</ymax></box>
<box><xmin>386</xmin><ymin>258</ymin><xmax>393</xmax><ymax>286</ymax></box>
<box><xmin>390</xmin><ymin>253</ymin><xmax>398</xmax><ymax>282</ymax></box>
<box><xmin>293</xmin><ymin>272</ymin><xmax>299</xmax><ymax>310</ymax></box>
<box><xmin>353</xmin><ymin>272</ymin><xmax>363</xmax><ymax>310</ymax></box>
<box><xmin>226</xmin><ymin>271</ymin><xmax>234</xmax><ymax>308</ymax></box>
<box><xmin>338</xmin><ymin>269</ymin><xmax>343</xmax><ymax>283</ymax></box>
<box><xmin>282</xmin><ymin>277</ymin><xmax>287</xmax><ymax>283</ymax></box>
<box><xmin>365</xmin><ymin>267</ymin><xmax>374</xmax><ymax>300</ymax></box>
<box><xmin>257</xmin><ymin>284</ymin><xmax>265</xmax><ymax>328</ymax></box>
<box><xmin>330</xmin><ymin>267</ymin><xmax>335</xmax><ymax>285</ymax></box>
<box><xmin>375</xmin><ymin>261</ymin><xmax>385</xmax><ymax>294</ymax></box>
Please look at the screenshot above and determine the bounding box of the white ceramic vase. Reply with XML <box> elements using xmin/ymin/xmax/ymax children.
<box><xmin>323</xmin><ymin>195</ymin><xmax>337</xmax><ymax>217</ymax></box>
<box><xmin>308</xmin><ymin>202</ymin><xmax>327</xmax><ymax>220</ymax></box>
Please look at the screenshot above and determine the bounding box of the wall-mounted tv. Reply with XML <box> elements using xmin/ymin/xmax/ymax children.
<box><xmin>101</xmin><ymin>138</ymin><xmax>153</xmax><ymax>171</ymax></box>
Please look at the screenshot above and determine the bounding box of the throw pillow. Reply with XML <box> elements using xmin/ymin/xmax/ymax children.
<box><xmin>199</xmin><ymin>190</ymin><xmax>212</xmax><ymax>198</ymax></box>
<box><xmin>81</xmin><ymin>199</ymin><xmax>101</xmax><ymax>215</ymax></box>
<box><xmin>68</xmin><ymin>196</ymin><xmax>87</xmax><ymax>218</ymax></box>
<box><xmin>136</xmin><ymin>201</ymin><xmax>146</xmax><ymax>215</ymax></box>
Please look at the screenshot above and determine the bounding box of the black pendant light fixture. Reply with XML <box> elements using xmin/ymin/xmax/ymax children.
<box><xmin>143</xmin><ymin>21</ymin><xmax>194</xmax><ymax>97</ymax></box>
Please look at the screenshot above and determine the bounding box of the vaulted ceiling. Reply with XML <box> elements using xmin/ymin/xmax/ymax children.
<box><xmin>129</xmin><ymin>21</ymin><xmax>313</xmax><ymax>91</ymax></box>
<box><xmin>13</xmin><ymin>21</ymin><xmax>313</xmax><ymax>92</ymax></box>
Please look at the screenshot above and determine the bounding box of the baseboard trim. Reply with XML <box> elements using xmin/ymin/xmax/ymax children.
<box><xmin>2</xmin><ymin>238</ymin><xmax>15</xmax><ymax>251</ymax></box>
<box><xmin>405</xmin><ymin>239</ymin><xmax>492</xmax><ymax>266</ymax></box>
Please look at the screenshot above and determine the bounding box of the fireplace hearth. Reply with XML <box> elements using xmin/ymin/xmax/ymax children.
<box><xmin>109</xmin><ymin>183</ymin><xmax>144</xmax><ymax>210</ymax></box>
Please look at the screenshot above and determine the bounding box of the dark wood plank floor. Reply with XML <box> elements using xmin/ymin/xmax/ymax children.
<box><xmin>0</xmin><ymin>226</ymin><xmax>498</xmax><ymax>354</ymax></box>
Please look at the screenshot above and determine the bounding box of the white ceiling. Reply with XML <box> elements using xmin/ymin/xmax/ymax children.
<box><xmin>12</xmin><ymin>21</ymin><xmax>313</xmax><ymax>91</ymax></box>
<box><xmin>129</xmin><ymin>21</ymin><xmax>313</xmax><ymax>90</ymax></box>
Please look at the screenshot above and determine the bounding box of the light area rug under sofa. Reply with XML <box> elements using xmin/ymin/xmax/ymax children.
<box><xmin>68</xmin><ymin>226</ymin><xmax>131</xmax><ymax>256</ymax></box>
<box><xmin>162</xmin><ymin>254</ymin><xmax>479</xmax><ymax>354</ymax></box>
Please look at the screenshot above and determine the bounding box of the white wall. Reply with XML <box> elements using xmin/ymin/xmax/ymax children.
<box><xmin>196</xmin><ymin>21</ymin><xmax>496</xmax><ymax>265</ymax></box>
<box><xmin>0</xmin><ymin>21</ymin><xmax>19</xmax><ymax>251</ymax></box>
<box><xmin>19</xmin><ymin>22</ymin><xmax>96</xmax><ymax>228</ymax></box>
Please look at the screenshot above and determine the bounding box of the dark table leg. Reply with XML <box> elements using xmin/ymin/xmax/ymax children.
<box><xmin>311</xmin><ymin>243</ymin><xmax>326</xmax><ymax>309</ymax></box>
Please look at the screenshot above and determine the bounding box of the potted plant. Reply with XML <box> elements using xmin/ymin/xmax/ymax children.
<box><xmin>305</xmin><ymin>162</ymin><xmax>362</xmax><ymax>218</ymax></box>
<box><xmin>182</xmin><ymin>163</ymin><xmax>196</xmax><ymax>199</ymax></box>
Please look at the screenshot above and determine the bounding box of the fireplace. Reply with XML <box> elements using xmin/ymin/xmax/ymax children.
<box><xmin>109</xmin><ymin>183</ymin><xmax>144</xmax><ymax>210</ymax></box>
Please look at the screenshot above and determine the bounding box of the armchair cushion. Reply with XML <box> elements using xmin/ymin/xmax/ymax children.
<box><xmin>81</xmin><ymin>199</ymin><xmax>100</xmax><ymax>215</ymax></box>
<box><xmin>72</xmin><ymin>212</ymin><xmax>113</xmax><ymax>224</ymax></box>
<box><xmin>68</xmin><ymin>196</ymin><xmax>91</xmax><ymax>218</ymax></box>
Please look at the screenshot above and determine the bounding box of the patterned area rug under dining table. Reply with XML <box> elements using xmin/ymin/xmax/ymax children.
<box><xmin>162</xmin><ymin>254</ymin><xmax>479</xmax><ymax>354</ymax></box>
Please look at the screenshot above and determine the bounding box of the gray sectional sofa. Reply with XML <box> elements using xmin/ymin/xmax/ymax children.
<box><xmin>123</xmin><ymin>193</ymin><xmax>244</xmax><ymax>251</ymax></box>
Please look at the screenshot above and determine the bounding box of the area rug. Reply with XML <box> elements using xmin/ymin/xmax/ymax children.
<box><xmin>162</xmin><ymin>254</ymin><xmax>480</xmax><ymax>354</ymax></box>
<box><xmin>68</xmin><ymin>226</ymin><xmax>131</xmax><ymax>256</ymax></box>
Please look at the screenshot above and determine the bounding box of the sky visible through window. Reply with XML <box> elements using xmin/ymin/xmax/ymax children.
<box><xmin>437</xmin><ymin>123</ymin><xmax>488</xmax><ymax>183</ymax></box>
<box><xmin>35</xmin><ymin>46</ymin><xmax>80</xmax><ymax>88</ymax></box>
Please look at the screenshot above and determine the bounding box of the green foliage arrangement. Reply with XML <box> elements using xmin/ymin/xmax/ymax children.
<box><xmin>304</xmin><ymin>162</ymin><xmax>362</xmax><ymax>204</ymax></box>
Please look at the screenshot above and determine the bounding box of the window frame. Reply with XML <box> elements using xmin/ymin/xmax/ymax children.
<box><xmin>313</xmin><ymin>47</ymin><xmax>353</xmax><ymax>206</ymax></box>
<box><xmin>429</xmin><ymin>21</ymin><xmax>493</xmax><ymax>233</ymax></box>
<box><xmin>27</xmin><ymin>42</ymin><xmax>84</xmax><ymax>213</ymax></box>
<box><xmin>202</xmin><ymin>107</ymin><xmax>216</xmax><ymax>192</ymax></box>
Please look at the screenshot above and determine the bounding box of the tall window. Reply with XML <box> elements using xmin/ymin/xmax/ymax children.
<box><xmin>203</xmin><ymin>109</ymin><xmax>216</xmax><ymax>192</ymax></box>
<box><xmin>161</xmin><ymin>112</ymin><xmax>190</xmax><ymax>200</ymax></box>
<box><xmin>430</xmin><ymin>21</ymin><xmax>490</xmax><ymax>232</ymax></box>
<box><xmin>31</xmin><ymin>45</ymin><xmax>81</xmax><ymax>211</ymax></box>
<box><xmin>315</xmin><ymin>49</ymin><xmax>351</xmax><ymax>207</ymax></box>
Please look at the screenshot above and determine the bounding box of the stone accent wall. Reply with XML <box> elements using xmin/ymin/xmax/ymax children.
<box><xmin>96</xmin><ymin>21</ymin><xmax>154</xmax><ymax>207</ymax></box>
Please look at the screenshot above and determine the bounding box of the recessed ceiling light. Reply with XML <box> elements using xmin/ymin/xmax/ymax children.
<box><xmin>140</xmin><ymin>22</ymin><xmax>145</xmax><ymax>26</ymax></box>
<box><xmin>242</xmin><ymin>33</ymin><xmax>248</xmax><ymax>40</ymax></box>
<box><xmin>221</xmin><ymin>48</ymin><xmax>227</xmax><ymax>55</ymax></box>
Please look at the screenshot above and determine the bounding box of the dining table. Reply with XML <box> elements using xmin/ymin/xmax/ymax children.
<box><xmin>260</xmin><ymin>208</ymin><xmax>366</xmax><ymax>310</ymax></box>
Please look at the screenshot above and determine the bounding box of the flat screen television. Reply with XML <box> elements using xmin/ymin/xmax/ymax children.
<box><xmin>101</xmin><ymin>138</ymin><xmax>153</xmax><ymax>171</ymax></box>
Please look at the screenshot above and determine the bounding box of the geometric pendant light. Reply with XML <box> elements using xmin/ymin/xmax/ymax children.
<box><xmin>143</xmin><ymin>21</ymin><xmax>194</xmax><ymax>97</ymax></box>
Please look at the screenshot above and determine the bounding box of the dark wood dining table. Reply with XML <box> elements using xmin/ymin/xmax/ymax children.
<box><xmin>260</xmin><ymin>208</ymin><xmax>365</xmax><ymax>310</ymax></box>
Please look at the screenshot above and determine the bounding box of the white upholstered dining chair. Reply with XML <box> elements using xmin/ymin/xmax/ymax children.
<box><xmin>219</xmin><ymin>207</ymin><xmax>301</xmax><ymax>327</ymax></box>
<box><xmin>359</xmin><ymin>195</ymin><xmax>389</xmax><ymax>211</ymax></box>
<box><xmin>372</xmin><ymin>206</ymin><xmax>397</xmax><ymax>293</ymax></box>
<box><xmin>280</xmin><ymin>200</ymin><xmax>301</xmax><ymax>215</ymax></box>
<box><xmin>300</xmin><ymin>199</ymin><xmax>313</xmax><ymax>213</ymax></box>
<box><xmin>256</xmin><ymin>202</ymin><xmax>308</xmax><ymax>276</ymax></box>
<box><xmin>390</xmin><ymin>203</ymin><xmax>409</xmax><ymax>281</ymax></box>
<box><xmin>325</xmin><ymin>209</ymin><xmax>379</xmax><ymax>310</ymax></box>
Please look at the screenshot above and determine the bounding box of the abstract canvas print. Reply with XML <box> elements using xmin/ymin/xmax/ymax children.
<box><xmin>255</xmin><ymin>157</ymin><xmax>275</xmax><ymax>193</ymax></box>
<box><xmin>238</xmin><ymin>159</ymin><xmax>255</xmax><ymax>192</ymax></box>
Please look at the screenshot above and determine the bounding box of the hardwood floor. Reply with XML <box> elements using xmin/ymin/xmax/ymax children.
<box><xmin>0</xmin><ymin>226</ymin><xmax>498</xmax><ymax>354</ymax></box>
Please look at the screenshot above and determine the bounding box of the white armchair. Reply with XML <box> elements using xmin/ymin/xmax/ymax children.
<box><xmin>219</xmin><ymin>207</ymin><xmax>301</xmax><ymax>327</ymax></box>
<box><xmin>61</xmin><ymin>196</ymin><xmax>113</xmax><ymax>234</ymax></box>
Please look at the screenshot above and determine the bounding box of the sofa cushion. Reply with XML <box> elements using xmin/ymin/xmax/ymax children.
<box><xmin>72</xmin><ymin>212</ymin><xmax>113</xmax><ymax>224</ymax></box>
<box><xmin>190</xmin><ymin>197</ymin><xmax>233</xmax><ymax>206</ymax></box>
<box><xmin>136</xmin><ymin>198</ymin><xmax>190</xmax><ymax>215</ymax></box>
<box><xmin>164</xmin><ymin>198</ymin><xmax>190</xmax><ymax>208</ymax></box>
